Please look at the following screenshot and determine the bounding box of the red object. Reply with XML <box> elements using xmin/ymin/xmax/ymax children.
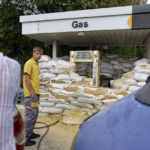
<box><xmin>14</xmin><ymin>107</ymin><xmax>25</xmax><ymax>150</ymax></box>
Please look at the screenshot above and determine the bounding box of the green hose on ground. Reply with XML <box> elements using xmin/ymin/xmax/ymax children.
<box><xmin>35</xmin><ymin>120</ymin><xmax>59</xmax><ymax>150</ymax></box>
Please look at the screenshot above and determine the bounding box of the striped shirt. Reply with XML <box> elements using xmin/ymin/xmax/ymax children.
<box><xmin>0</xmin><ymin>53</ymin><xmax>20</xmax><ymax>150</ymax></box>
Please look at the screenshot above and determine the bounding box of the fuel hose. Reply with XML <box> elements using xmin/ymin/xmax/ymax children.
<box><xmin>34</xmin><ymin>120</ymin><xmax>59</xmax><ymax>150</ymax></box>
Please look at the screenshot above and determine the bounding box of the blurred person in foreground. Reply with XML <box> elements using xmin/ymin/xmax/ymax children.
<box><xmin>0</xmin><ymin>52</ymin><xmax>20</xmax><ymax>150</ymax></box>
<box><xmin>23</xmin><ymin>46</ymin><xmax>43</xmax><ymax>146</ymax></box>
<box><xmin>73</xmin><ymin>76</ymin><xmax>150</xmax><ymax>150</ymax></box>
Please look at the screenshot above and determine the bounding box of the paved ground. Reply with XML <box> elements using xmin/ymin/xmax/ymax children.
<box><xmin>25</xmin><ymin>123</ymin><xmax>79</xmax><ymax>150</ymax></box>
<box><xmin>19</xmin><ymin>109</ymin><xmax>79</xmax><ymax>150</ymax></box>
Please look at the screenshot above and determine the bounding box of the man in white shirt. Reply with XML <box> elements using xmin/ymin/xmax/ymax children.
<box><xmin>0</xmin><ymin>52</ymin><xmax>20</xmax><ymax>150</ymax></box>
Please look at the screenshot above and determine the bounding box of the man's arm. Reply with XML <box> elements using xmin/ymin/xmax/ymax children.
<box><xmin>24</xmin><ymin>73</ymin><xmax>35</xmax><ymax>98</ymax></box>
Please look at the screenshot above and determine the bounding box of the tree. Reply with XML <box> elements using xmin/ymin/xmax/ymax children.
<box><xmin>0</xmin><ymin>0</ymin><xmax>49</xmax><ymax>65</ymax></box>
<box><xmin>34</xmin><ymin>0</ymin><xmax>140</xmax><ymax>13</ymax></box>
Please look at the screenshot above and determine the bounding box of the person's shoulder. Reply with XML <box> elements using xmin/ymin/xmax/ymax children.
<box><xmin>0</xmin><ymin>53</ymin><xmax>20</xmax><ymax>68</ymax></box>
<box><xmin>25</xmin><ymin>58</ymin><xmax>33</xmax><ymax>65</ymax></box>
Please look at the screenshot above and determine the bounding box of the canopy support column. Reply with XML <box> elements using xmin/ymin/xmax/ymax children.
<box><xmin>52</xmin><ymin>40</ymin><xmax>57</xmax><ymax>58</ymax></box>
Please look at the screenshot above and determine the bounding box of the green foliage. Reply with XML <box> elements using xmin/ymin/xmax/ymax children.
<box><xmin>135</xmin><ymin>46</ymin><xmax>144</xmax><ymax>58</ymax></box>
<box><xmin>0</xmin><ymin>0</ymin><xmax>51</xmax><ymax>65</ymax></box>
<box><xmin>34</xmin><ymin>0</ymin><xmax>140</xmax><ymax>13</ymax></box>
<box><xmin>57</xmin><ymin>45</ymin><xmax>70</xmax><ymax>57</ymax></box>
<box><xmin>109</xmin><ymin>46</ymin><xmax>144</xmax><ymax>58</ymax></box>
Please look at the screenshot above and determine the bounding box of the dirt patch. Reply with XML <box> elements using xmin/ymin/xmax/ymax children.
<box><xmin>19</xmin><ymin>109</ymin><xmax>79</xmax><ymax>150</ymax></box>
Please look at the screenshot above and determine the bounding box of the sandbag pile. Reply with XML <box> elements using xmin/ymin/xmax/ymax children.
<box><xmin>18</xmin><ymin>53</ymin><xmax>150</xmax><ymax>125</ymax></box>
<box><xmin>38</xmin><ymin>55</ymin><xmax>130</xmax><ymax>124</ymax></box>
<box><xmin>110</xmin><ymin>59</ymin><xmax>150</xmax><ymax>92</ymax></box>
<box><xmin>74</xmin><ymin>52</ymin><xmax>137</xmax><ymax>79</ymax></box>
<box><xmin>100</xmin><ymin>53</ymin><xmax>138</xmax><ymax>79</ymax></box>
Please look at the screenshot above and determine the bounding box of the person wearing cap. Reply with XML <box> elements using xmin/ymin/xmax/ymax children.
<box><xmin>23</xmin><ymin>46</ymin><xmax>43</xmax><ymax>146</ymax></box>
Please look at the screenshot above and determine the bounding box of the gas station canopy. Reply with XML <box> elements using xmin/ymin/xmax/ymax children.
<box><xmin>20</xmin><ymin>4</ymin><xmax>150</xmax><ymax>47</ymax></box>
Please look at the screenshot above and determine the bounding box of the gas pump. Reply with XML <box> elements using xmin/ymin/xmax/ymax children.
<box><xmin>70</xmin><ymin>50</ymin><xmax>100</xmax><ymax>87</ymax></box>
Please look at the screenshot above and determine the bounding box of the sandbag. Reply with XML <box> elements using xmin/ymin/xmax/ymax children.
<box><xmin>134</xmin><ymin>58</ymin><xmax>149</xmax><ymax>66</ymax></box>
<box><xmin>76</xmin><ymin>97</ymin><xmax>102</xmax><ymax>105</ymax></box>
<box><xmin>40</xmin><ymin>73</ymin><xmax>56</xmax><ymax>80</ymax></box>
<box><xmin>131</xmin><ymin>73</ymin><xmax>148</xmax><ymax>82</ymax></box>
<box><xmin>62</xmin><ymin>110</ymin><xmax>89</xmax><ymax>125</ymax></box>
<box><xmin>39</xmin><ymin>107</ymin><xmax>63</xmax><ymax>114</ymax></box>
<box><xmin>55</xmin><ymin>104</ymin><xmax>80</xmax><ymax>110</ymax></box>
<box><xmin>135</xmin><ymin>65</ymin><xmax>150</xmax><ymax>74</ymax></box>
<box><xmin>128</xmin><ymin>86</ymin><xmax>140</xmax><ymax>92</ymax></box>
<box><xmin>39</xmin><ymin>55</ymin><xmax>51</xmax><ymax>63</ymax></box>
<box><xmin>39</xmin><ymin>62</ymin><xmax>51</xmax><ymax>69</ymax></box>
<box><xmin>70</xmin><ymin>100</ymin><xmax>94</xmax><ymax>109</ymax></box>
<box><xmin>39</xmin><ymin>102</ymin><xmax>55</xmax><ymax>107</ymax></box>
<box><xmin>137</xmin><ymin>82</ymin><xmax>146</xmax><ymax>87</ymax></box>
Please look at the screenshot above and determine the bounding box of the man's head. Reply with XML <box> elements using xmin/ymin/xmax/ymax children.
<box><xmin>33</xmin><ymin>46</ymin><xmax>43</xmax><ymax>62</ymax></box>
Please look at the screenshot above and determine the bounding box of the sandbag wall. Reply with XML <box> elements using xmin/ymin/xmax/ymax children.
<box><xmin>73</xmin><ymin>52</ymin><xmax>137</xmax><ymax>79</ymax></box>
<box><xmin>100</xmin><ymin>53</ymin><xmax>137</xmax><ymax>79</ymax></box>
<box><xmin>38</xmin><ymin>55</ymin><xmax>129</xmax><ymax>124</ymax></box>
<box><xmin>111</xmin><ymin>59</ymin><xmax>150</xmax><ymax>92</ymax></box>
<box><xmin>58</xmin><ymin>53</ymin><xmax>137</xmax><ymax>80</ymax></box>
